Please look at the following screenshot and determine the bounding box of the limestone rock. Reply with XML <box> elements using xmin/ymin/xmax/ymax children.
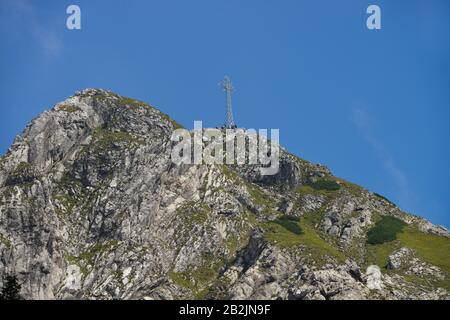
<box><xmin>0</xmin><ymin>89</ymin><xmax>448</xmax><ymax>300</ymax></box>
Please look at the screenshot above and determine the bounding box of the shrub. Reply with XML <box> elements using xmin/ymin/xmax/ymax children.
<box><xmin>59</xmin><ymin>104</ymin><xmax>80</xmax><ymax>113</ymax></box>
<box><xmin>273</xmin><ymin>215</ymin><xmax>302</xmax><ymax>235</ymax></box>
<box><xmin>6</xmin><ymin>162</ymin><xmax>36</xmax><ymax>186</ymax></box>
<box><xmin>374</xmin><ymin>192</ymin><xmax>396</xmax><ymax>206</ymax></box>
<box><xmin>309</xmin><ymin>179</ymin><xmax>341</xmax><ymax>191</ymax></box>
<box><xmin>0</xmin><ymin>274</ymin><xmax>22</xmax><ymax>300</ymax></box>
<box><xmin>367</xmin><ymin>216</ymin><xmax>406</xmax><ymax>245</ymax></box>
<box><xmin>116</xmin><ymin>97</ymin><xmax>150</xmax><ymax>109</ymax></box>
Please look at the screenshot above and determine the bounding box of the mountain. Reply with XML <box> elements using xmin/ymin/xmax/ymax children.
<box><xmin>0</xmin><ymin>89</ymin><xmax>449</xmax><ymax>300</ymax></box>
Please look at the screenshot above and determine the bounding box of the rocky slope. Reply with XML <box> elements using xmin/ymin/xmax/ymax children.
<box><xmin>0</xmin><ymin>89</ymin><xmax>449</xmax><ymax>300</ymax></box>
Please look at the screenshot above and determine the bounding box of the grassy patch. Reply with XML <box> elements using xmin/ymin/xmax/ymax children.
<box><xmin>401</xmin><ymin>228</ymin><xmax>450</xmax><ymax>290</ymax></box>
<box><xmin>246</xmin><ymin>183</ymin><xmax>274</xmax><ymax>211</ymax></box>
<box><xmin>219</xmin><ymin>165</ymin><xmax>242</xmax><ymax>184</ymax></box>
<box><xmin>91</xmin><ymin>128</ymin><xmax>144</xmax><ymax>152</ymax></box>
<box><xmin>335</xmin><ymin>177</ymin><xmax>364</xmax><ymax>196</ymax></box>
<box><xmin>367</xmin><ymin>216</ymin><xmax>406</xmax><ymax>245</ymax></box>
<box><xmin>76</xmin><ymin>128</ymin><xmax>144</xmax><ymax>181</ymax></box>
<box><xmin>176</xmin><ymin>201</ymin><xmax>211</xmax><ymax>226</ymax></box>
<box><xmin>15</xmin><ymin>162</ymin><xmax>31</xmax><ymax>172</ymax></box>
<box><xmin>224</xmin><ymin>233</ymin><xmax>246</xmax><ymax>256</ymax></box>
<box><xmin>169</xmin><ymin>255</ymin><xmax>224</xmax><ymax>299</ymax></box>
<box><xmin>296</xmin><ymin>185</ymin><xmax>330</xmax><ymax>198</ymax></box>
<box><xmin>272</xmin><ymin>215</ymin><xmax>302</xmax><ymax>235</ymax></box>
<box><xmin>116</xmin><ymin>97</ymin><xmax>151</xmax><ymax>109</ymax></box>
<box><xmin>54</xmin><ymin>194</ymin><xmax>77</xmax><ymax>216</ymax></box>
<box><xmin>65</xmin><ymin>240</ymin><xmax>119</xmax><ymax>277</ymax></box>
<box><xmin>220</xmin><ymin>165</ymin><xmax>276</xmax><ymax>214</ymax></box>
<box><xmin>59</xmin><ymin>104</ymin><xmax>81</xmax><ymax>113</ymax></box>
<box><xmin>366</xmin><ymin>240</ymin><xmax>400</xmax><ymax>269</ymax></box>
<box><xmin>397</xmin><ymin>226</ymin><xmax>450</xmax><ymax>274</ymax></box>
<box><xmin>0</xmin><ymin>187</ymin><xmax>14</xmax><ymax>204</ymax></box>
<box><xmin>169</xmin><ymin>271</ymin><xmax>194</xmax><ymax>291</ymax></box>
<box><xmin>0</xmin><ymin>233</ymin><xmax>12</xmax><ymax>248</ymax></box>
<box><xmin>263</xmin><ymin>219</ymin><xmax>303</xmax><ymax>247</ymax></box>
<box><xmin>263</xmin><ymin>214</ymin><xmax>345</xmax><ymax>264</ymax></box>
<box><xmin>159</xmin><ymin>111</ymin><xmax>183</xmax><ymax>130</ymax></box>
<box><xmin>174</xmin><ymin>201</ymin><xmax>214</xmax><ymax>244</ymax></box>
<box><xmin>308</xmin><ymin>179</ymin><xmax>341</xmax><ymax>191</ymax></box>
<box><xmin>6</xmin><ymin>162</ymin><xmax>36</xmax><ymax>185</ymax></box>
<box><xmin>53</xmin><ymin>172</ymin><xmax>88</xmax><ymax>217</ymax></box>
<box><xmin>365</xmin><ymin>226</ymin><xmax>450</xmax><ymax>290</ymax></box>
<box><xmin>114</xmin><ymin>95</ymin><xmax>182</xmax><ymax>130</ymax></box>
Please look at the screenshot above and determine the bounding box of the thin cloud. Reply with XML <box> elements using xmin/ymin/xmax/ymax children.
<box><xmin>350</xmin><ymin>106</ymin><xmax>411</xmax><ymax>206</ymax></box>
<box><xmin>30</xmin><ymin>19</ymin><xmax>61</xmax><ymax>57</ymax></box>
<box><xmin>1</xmin><ymin>0</ymin><xmax>61</xmax><ymax>57</ymax></box>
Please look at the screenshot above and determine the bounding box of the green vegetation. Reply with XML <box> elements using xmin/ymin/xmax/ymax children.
<box><xmin>299</xmin><ymin>177</ymin><xmax>364</xmax><ymax>199</ymax></box>
<box><xmin>335</xmin><ymin>177</ymin><xmax>364</xmax><ymax>196</ymax></box>
<box><xmin>308</xmin><ymin>179</ymin><xmax>341</xmax><ymax>191</ymax></box>
<box><xmin>13</xmin><ymin>162</ymin><xmax>32</xmax><ymax>175</ymax></box>
<box><xmin>159</xmin><ymin>111</ymin><xmax>183</xmax><ymax>130</ymax></box>
<box><xmin>272</xmin><ymin>215</ymin><xmax>302</xmax><ymax>235</ymax></box>
<box><xmin>219</xmin><ymin>164</ymin><xmax>242</xmax><ymax>184</ymax></box>
<box><xmin>220</xmin><ymin>165</ymin><xmax>276</xmax><ymax>214</ymax></box>
<box><xmin>397</xmin><ymin>227</ymin><xmax>450</xmax><ymax>275</ymax></box>
<box><xmin>116</xmin><ymin>97</ymin><xmax>150</xmax><ymax>109</ymax></box>
<box><xmin>6</xmin><ymin>162</ymin><xmax>36</xmax><ymax>185</ymax></box>
<box><xmin>174</xmin><ymin>201</ymin><xmax>216</xmax><ymax>247</ymax></box>
<box><xmin>169</xmin><ymin>254</ymin><xmax>224</xmax><ymax>299</ymax></box>
<box><xmin>59</xmin><ymin>104</ymin><xmax>81</xmax><ymax>113</ymax></box>
<box><xmin>74</xmin><ymin>128</ymin><xmax>145</xmax><ymax>183</ymax></box>
<box><xmin>365</xmin><ymin>225</ymin><xmax>450</xmax><ymax>290</ymax></box>
<box><xmin>0</xmin><ymin>156</ymin><xmax>6</xmax><ymax>171</ymax></box>
<box><xmin>65</xmin><ymin>240</ymin><xmax>119</xmax><ymax>277</ymax></box>
<box><xmin>0</xmin><ymin>274</ymin><xmax>22</xmax><ymax>300</ymax></box>
<box><xmin>246</xmin><ymin>183</ymin><xmax>275</xmax><ymax>212</ymax></box>
<box><xmin>168</xmin><ymin>271</ymin><xmax>194</xmax><ymax>290</ymax></box>
<box><xmin>367</xmin><ymin>216</ymin><xmax>406</xmax><ymax>245</ymax></box>
<box><xmin>53</xmin><ymin>172</ymin><xmax>87</xmax><ymax>217</ymax></box>
<box><xmin>170</xmin><ymin>199</ymin><xmax>252</xmax><ymax>298</ymax></box>
<box><xmin>54</xmin><ymin>194</ymin><xmax>77</xmax><ymax>216</ymax></box>
<box><xmin>0</xmin><ymin>187</ymin><xmax>14</xmax><ymax>204</ymax></box>
<box><xmin>296</xmin><ymin>179</ymin><xmax>343</xmax><ymax>205</ymax></box>
<box><xmin>90</xmin><ymin>128</ymin><xmax>144</xmax><ymax>152</ymax></box>
<box><xmin>263</xmin><ymin>217</ymin><xmax>304</xmax><ymax>247</ymax></box>
<box><xmin>366</xmin><ymin>240</ymin><xmax>399</xmax><ymax>268</ymax></box>
<box><xmin>77</xmin><ymin>241</ymin><xmax>119</xmax><ymax>263</ymax></box>
<box><xmin>116</xmin><ymin>96</ymin><xmax>183</xmax><ymax>129</ymax></box>
<box><xmin>263</xmin><ymin>213</ymin><xmax>345</xmax><ymax>264</ymax></box>
<box><xmin>176</xmin><ymin>201</ymin><xmax>211</xmax><ymax>229</ymax></box>
<box><xmin>0</xmin><ymin>233</ymin><xmax>12</xmax><ymax>248</ymax></box>
<box><xmin>296</xmin><ymin>185</ymin><xmax>326</xmax><ymax>197</ymax></box>
<box><xmin>224</xmin><ymin>233</ymin><xmax>246</xmax><ymax>256</ymax></box>
<box><xmin>91</xmin><ymin>92</ymin><xmax>182</xmax><ymax>130</ymax></box>
<box><xmin>374</xmin><ymin>192</ymin><xmax>396</xmax><ymax>206</ymax></box>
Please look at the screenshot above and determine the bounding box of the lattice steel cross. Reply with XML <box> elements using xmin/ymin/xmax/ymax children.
<box><xmin>220</xmin><ymin>76</ymin><xmax>236</xmax><ymax>129</ymax></box>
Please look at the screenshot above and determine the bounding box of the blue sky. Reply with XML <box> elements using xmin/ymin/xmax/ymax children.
<box><xmin>1</xmin><ymin>0</ymin><xmax>449</xmax><ymax>228</ymax></box>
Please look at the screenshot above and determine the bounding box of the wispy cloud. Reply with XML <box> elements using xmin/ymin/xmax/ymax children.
<box><xmin>30</xmin><ymin>20</ymin><xmax>61</xmax><ymax>57</ymax></box>
<box><xmin>350</xmin><ymin>106</ymin><xmax>412</xmax><ymax>207</ymax></box>
<box><xmin>0</xmin><ymin>0</ymin><xmax>61</xmax><ymax>57</ymax></box>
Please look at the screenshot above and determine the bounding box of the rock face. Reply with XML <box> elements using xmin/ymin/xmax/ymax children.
<box><xmin>0</xmin><ymin>89</ymin><xmax>449</xmax><ymax>300</ymax></box>
<box><xmin>387</xmin><ymin>248</ymin><xmax>444</xmax><ymax>279</ymax></box>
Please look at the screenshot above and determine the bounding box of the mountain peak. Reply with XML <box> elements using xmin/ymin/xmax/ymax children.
<box><xmin>0</xmin><ymin>90</ymin><xmax>449</xmax><ymax>300</ymax></box>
